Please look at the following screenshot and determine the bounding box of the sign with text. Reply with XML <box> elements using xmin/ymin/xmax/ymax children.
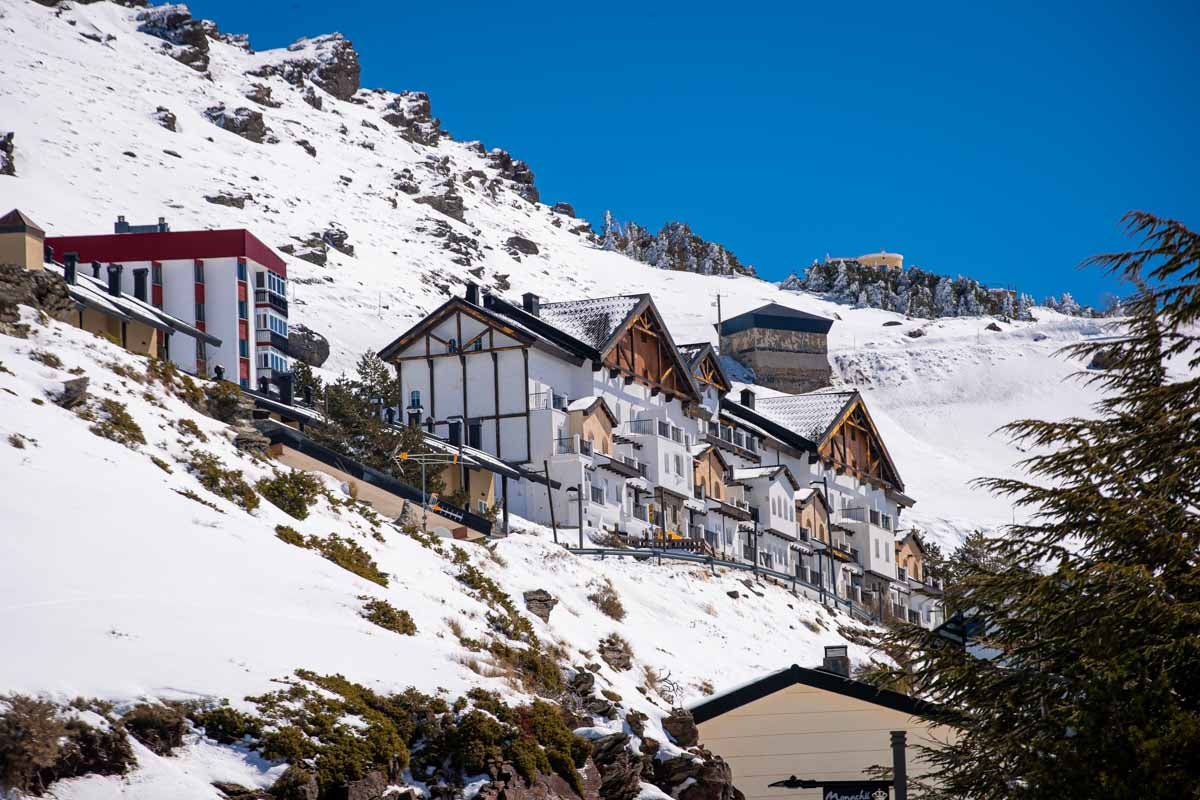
<box><xmin>822</xmin><ymin>786</ymin><xmax>889</xmax><ymax>800</ymax></box>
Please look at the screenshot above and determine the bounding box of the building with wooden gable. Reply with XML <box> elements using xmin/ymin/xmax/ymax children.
<box><xmin>724</xmin><ymin>388</ymin><xmax>921</xmax><ymax>622</ymax></box>
<box><xmin>378</xmin><ymin>284</ymin><xmax>704</xmax><ymax>536</ymax></box>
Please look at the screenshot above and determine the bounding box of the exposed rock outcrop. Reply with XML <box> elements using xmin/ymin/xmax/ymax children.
<box><xmin>590</xmin><ymin>734</ymin><xmax>642</xmax><ymax>800</ymax></box>
<box><xmin>136</xmin><ymin>4</ymin><xmax>211</xmax><ymax>72</ymax></box>
<box><xmin>488</xmin><ymin>149</ymin><xmax>539</xmax><ymax>204</ymax></box>
<box><xmin>523</xmin><ymin>589</ymin><xmax>558</xmax><ymax>622</ymax></box>
<box><xmin>152</xmin><ymin>106</ymin><xmax>177</xmax><ymax>132</ymax></box>
<box><xmin>247</xmin><ymin>33</ymin><xmax>360</xmax><ymax>102</ymax></box>
<box><xmin>661</xmin><ymin>708</ymin><xmax>699</xmax><ymax>748</ymax></box>
<box><xmin>552</xmin><ymin>202</ymin><xmax>576</xmax><ymax>217</ymax></box>
<box><xmin>381</xmin><ymin>91</ymin><xmax>443</xmax><ymax>145</ymax></box>
<box><xmin>415</xmin><ymin>190</ymin><xmax>466</xmax><ymax>223</ymax></box>
<box><xmin>506</xmin><ymin>235</ymin><xmax>539</xmax><ymax>256</ymax></box>
<box><xmin>205</xmin><ymin>192</ymin><xmax>252</xmax><ymax>209</ymax></box>
<box><xmin>0</xmin><ymin>264</ymin><xmax>75</xmax><ymax>336</ymax></box>
<box><xmin>288</xmin><ymin>324</ymin><xmax>331</xmax><ymax>367</ymax></box>
<box><xmin>477</xmin><ymin>760</ymin><xmax>602</xmax><ymax>800</ymax></box>
<box><xmin>650</xmin><ymin>748</ymin><xmax>743</xmax><ymax>800</ymax></box>
<box><xmin>204</xmin><ymin>105</ymin><xmax>266</xmax><ymax>144</ymax></box>
<box><xmin>1</xmin><ymin>131</ymin><xmax>15</xmax><ymax>176</ymax></box>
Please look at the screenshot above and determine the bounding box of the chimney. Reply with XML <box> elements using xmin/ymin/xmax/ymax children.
<box><xmin>106</xmin><ymin>264</ymin><xmax>123</xmax><ymax>297</ymax></box>
<box><xmin>740</xmin><ymin>387</ymin><xmax>755</xmax><ymax>409</ymax></box>
<box><xmin>132</xmin><ymin>268</ymin><xmax>148</xmax><ymax>301</ymax></box>
<box><xmin>44</xmin><ymin>243</ymin><xmax>54</xmax><ymax>263</ymax></box>
<box><xmin>63</xmin><ymin>253</ymin><xmax>78</xmax><ymax>285</ymax></box>
<box><xmin>276</xmin><ymin>372</ymin><xmax>293</xmax><ymax>406</ymax></box>
<box><xmin>91</xmin><ymin>261</ymin><xmax>102</xmax><ymax>279</ymax></box>
<box><xmin>114</xmin><ymin>215</ymin><xmax>129</xmax><ymax>234</ymax></box>
<box><xmin>157</xmin><ymin>216</ymin><xmax>169</xmax><ymax>232</ymax></box>
<box><xmin>302</xmin><ymin>384</ymin><xmax>314</xmax><ymax>406</ymax></box>
<box><xmin>821</xmin><ymin>645</ymin><xmax>851</xmax><ymax>678</ymax></box>
<box><xmin>465</xmin><ymin>282</ymin><xmax>479</xmax><ymax>305</ymax></box>
<box><xmin>448</xmin><ymin>419</ymin><xmax>462</xmax><ymax>446</ymax></box>
<box><xmin>522</xmin><ymin>292</ymin><xmax>540</xmax><ymax>317</ymax></box>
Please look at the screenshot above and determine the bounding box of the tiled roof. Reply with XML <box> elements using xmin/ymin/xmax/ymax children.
<box><xmin>537</xmin><ymin>295</ymin><xmax>643</xmax><ymax>351</ymax></box>
<box><xmin>754</xmin><ymin>391</ymin><xmax>857</xmax><ymax>442</ymax></box>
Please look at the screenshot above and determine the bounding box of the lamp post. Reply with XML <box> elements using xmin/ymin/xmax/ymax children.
<box><xmin>566</xmin><ymin>485</ymin><xmax>584</xmax><ymax>549</ymax></box>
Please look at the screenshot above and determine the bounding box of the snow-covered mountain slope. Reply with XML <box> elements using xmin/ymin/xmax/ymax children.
<box><xmin>0</xmin><ymin>0</ymin><xmax>1117</xmax><ymax>551</ymax></box>
<box><xmin>1</xmin><ymin>310</ymin><xmax>858</xmax><ymax>795</ymax></box>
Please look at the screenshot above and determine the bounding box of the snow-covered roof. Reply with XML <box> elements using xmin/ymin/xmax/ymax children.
<box><xmin>718</xmin><ymin>303</ymin><xmax>834</xmax><ymax>336</ymax></box>
<box><xmin>537</xmin><ymin>295</ymin><xmax>643</xmax><ymax>351</ymax></box>
<box><xmin>732</xmin><ymin>464</ymin><xmax>799</xmax><ymax>490</ymax></box>
<box><xmin>43</xmin><ymin>260</ymin><xmax>221</xmax><ymax>346</ymax></box>
<box><xmin>754</xmin><ymin>390</ymin><xmax>857</xmax><ymax>443</ymax></box>
<box><xmin>419</xmin><ymin>431</ymin><xmax>523</xmax><ymax>480</ymax></box>
<box><xmin>676</xmin><ymin>342</ymin><xmax>706</xmax><ymax>364</ymax></box>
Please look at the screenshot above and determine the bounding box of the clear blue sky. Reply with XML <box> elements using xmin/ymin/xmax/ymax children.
<box><xmin>190</xmin><ymin>0</ymin><xmax>1199</xmax><ymax>306</ymax></box>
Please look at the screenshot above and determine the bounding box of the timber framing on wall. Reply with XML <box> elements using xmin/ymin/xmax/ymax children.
<box><xmin>817</xmin><ymin>397</ymin><xmax>904</xmax><ymax>494</ymax></box>
<box><xmin>378</xmin><ymin>297</ymin><xmax>540</xmax><ymax>463</ymax></box>
<box><xmin>599</xmin><ymin>300</ymin><xmax>701</xmax><ymax>404</ymax></box>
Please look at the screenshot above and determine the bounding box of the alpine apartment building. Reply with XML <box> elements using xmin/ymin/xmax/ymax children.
<box><xmin>379</xmin><ymin>283</ymin><xmax>943</xmax><ymax>628</ymax></box>
<box><xmin>45</xmin><ymin>216</ymin><xmax>290</xmax><ymax>387</ymax></box>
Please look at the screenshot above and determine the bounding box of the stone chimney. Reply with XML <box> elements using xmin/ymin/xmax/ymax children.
<box><xmin>106</xmin><ymin>264</ymin><xmax>123</xmax><ymax>297</ymax></box>
<box><xmin>63</xmin><ymin>253</ymin><xmax>78</xmax><ymax>285</ymax></box>
<box><xmin>522</xmin><ymin>292</ymin><xmax>540</xmax><ymax>317</ymax></box>
<box><xmin>820</xmin><ymin>644</ymin><xmax>851</xmax><ymax>678</ymax></box>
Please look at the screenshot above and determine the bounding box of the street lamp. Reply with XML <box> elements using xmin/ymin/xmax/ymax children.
<box><xmin>565</xmin><ymin>485</ymin><xmax>584</xmax><ymax>549</ymax></box>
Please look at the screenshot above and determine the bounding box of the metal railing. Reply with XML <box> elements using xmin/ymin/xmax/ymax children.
<box><xmin>529</xmin><ymin>391</ymin><xmax>569</xmax><ymax>411</ymax></box>
<box><xmin>560</xmin><ymin>544</ymin><xmax>874</xmax><ymax>623</ymax></box>
<box><xmin>623</xmin><ymin>419</ymin><xmax>656</xmax><ymax>435</ymax></box>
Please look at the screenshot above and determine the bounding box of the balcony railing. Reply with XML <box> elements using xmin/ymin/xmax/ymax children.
<box><xmin>624</xmin><ymin>419</ymin><xmax>656</xmax><ymax>435</ymax></box>
<box><xmin>254</xmin><ymin>289</ymin><xmax>288</xmax><ymax>315</ymax></box>
<box><xmin>555</xmin><ymin>436</ymin><xmax>593</xmax><ymax>456</ymax></box>
<box><xmin>839</xmin><ymin>506</ymin><xmax>868</xmax><ymax>524</ymax></box>
<box><xmin>633</xmin><ymin>506</ymin><xmax>650</xmax><ymax>522</ymax></box>
<box><xmin>255</xmin><ymin>330</ymin><xmax>291</xmax><ymax>354</ymax></box>
<box><xmin>529</xmin><ymin>391</ymin><xmax>568</xmax><ymax>411</ymax></box>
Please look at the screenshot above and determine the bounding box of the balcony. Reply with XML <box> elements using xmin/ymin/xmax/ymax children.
<box><xmin>256</xmin><ymin>330</ymin><xmax>290</xmax><ymax>354</ymax></box>
<box><xmin>254</xmin><ymin>289</ymin><xmax>288</xmax><ymax>315</ymax></box>
<box><xmin>623</xmin><ymin>418</ymin><xmax>656</xmax><ymax>436</ymax></box>
<box><xmin>555</xmin><ymin>436</ymin><xmax>593</xmax><ymax>456</ymax></box>
<box><xmin>529</xmin><ymin>391</ymin><xmax>568</xmax><ymax>411</ymax></box>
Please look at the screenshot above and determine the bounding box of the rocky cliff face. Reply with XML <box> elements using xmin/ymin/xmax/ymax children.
<box><xmin>600</xmin><ymin>214</ymin><xmax>755</xmax><ymax>277</ymax></box>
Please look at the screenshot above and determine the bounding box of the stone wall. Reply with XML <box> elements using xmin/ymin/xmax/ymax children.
<box><xmin>719</xmin><ymin>327</ymin><xmax>831</xmax><ymax>394</ymax></box>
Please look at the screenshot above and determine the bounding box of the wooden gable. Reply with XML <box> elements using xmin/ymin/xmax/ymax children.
<box><xmin>379</xmin><ymin>298</ymin><xmax>534</xmax><ymax>363</ymax></box>
<box><xmin>693</xmin><ymin>349</ymin><xmax>731</xmax><ymax>393</ymax></box>
<box><xmin>818</xmin><ymin>397</ymin><xmax>904</xmax><ymax>491</ymax></box>
<box><xmin>601</xmin><ymin>303</ymin><xmax>698</xmax><ymax>402</ymax></box>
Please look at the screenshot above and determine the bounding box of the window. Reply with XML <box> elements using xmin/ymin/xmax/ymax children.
<box><xmin>236</xmin><ymin>261</ymin><xmax>247</xmax><ymax>281</ymax></box>
<box><xmin>448</xmin><ymin>338</ymin><xmax>458</xmax><ymax>353</ymax></box>
<box><xmin>265</xmin><ymin>271</ymin><xmax>286</xmax><ymax>296</ymax></box>
<box><xmin>664</xmin><ymin>453</ymin><xmax>670</xmax><ymax>472</ymax></box>
<box><xmin>468</xmin><ymin>421</ymin><xmax>482</xmax><ymax>449</ymax></box>
<box><xmin>478</xmin><ymin>500</ymin><xmax>488</xmax><ymax>516</ymax></box>
<box><xmin>673</xmin><ymin>454</ymin><xmax>682</xmax><ymax>475</ymax></box>
<box><xmin>874</xmin><ymin>539</ymin><xmax>880</xmax><ymax>558</ymax></box>
<box><xmin>239</xmin><ymin>339</ymin><xmax>249</xmax><ymax>358</ymax></box>
<box><xmin>238</xmin><ymin>300</ymin><xmax>248</xmax><ymax>320</ymax></box>
<box><xmin>151</xmin><ymin>264</ymin><xmax>162</xmax><ymax>285</ymax></box>
<box><xmin>193</xmin><ymin>262</ymin><xmax>204</xmax><ymax>282</ymax></box>
<box><xmin>472</xmin><ymin>338</ymin><xmax>483</xmax><ymax>351</ymax></box>
<box><xmin>409</xmin><ymin>390</ymin><xmax>421</xmax><ymax>409</ymax></box>
<box><xmin>256</xmin><ymin>311</ymin><xmax>268</xmax><ymax>330</ymax></box>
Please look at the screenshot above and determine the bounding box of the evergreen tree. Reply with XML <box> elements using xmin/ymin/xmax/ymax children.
<box><xmin>870</xmin><ymin>212</ymin><xmax>1200</xmax><ymax>798</ymax></box>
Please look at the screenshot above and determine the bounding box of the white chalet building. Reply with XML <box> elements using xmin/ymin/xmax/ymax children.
<box><xmin>378</xmin><ymin>287</ymin><xmax>941</xmax><ymax>628</ymax></box>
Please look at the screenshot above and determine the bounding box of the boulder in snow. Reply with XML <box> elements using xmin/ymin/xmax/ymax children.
<box><xmin>522</xmin><ymin>588</ymin><xmax>558</xmax><ymax>622</ymax></box>
<box><xmin>0</xmin><ymin>131</ymin><xmax>15</xmax><ymax>176</ymax></box>
<box><xmin>204</xmin><ymin>105</ymin><xmax>266</xmax><ymax>144</ymax></box>
<box><xmin>288</xmin><ymin>325</ymin><xmax>331</xmax><ymax>367</ymax></box>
